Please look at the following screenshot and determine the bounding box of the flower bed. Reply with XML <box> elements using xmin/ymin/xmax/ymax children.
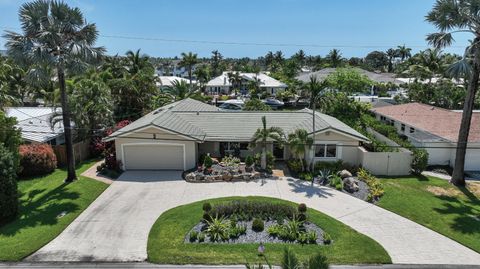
<box><xmin>185</xmin><ymin>200</ymin><xmax>330</xmax><ymax>245</ymax></box>
<box><xmin>184</xmin><ymin>155</ymin><xmax>272</xmax><ymax>182</ymax></box>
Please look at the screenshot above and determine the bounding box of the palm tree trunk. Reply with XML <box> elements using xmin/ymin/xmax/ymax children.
<box><xmin>188</xmin><ymin>66</ymin><xmax>193</xmax><ymax>88</ymax></box>
<box><xmin>261</xmin><ymin>145</ymin><xmax>267</xmax><ymax>170</ymax></box>
<box><xmin>58</xmin><ymin>68</ymin><xmax>77</xmax><ymax>182</ymax></box>
<box><xmin>451</xmin><ymin>45</ymin><xmax>480</xmax><ymax>186</ymax></box>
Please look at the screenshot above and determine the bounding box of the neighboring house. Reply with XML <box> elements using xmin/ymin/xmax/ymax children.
<box><xmin>104</xmin><ymin>98</ymin><xmax>368</xmax><ymax>171</ymax></box>
<box><xmin>296</xmin><ymin>67</ymin><xmax>404</xmax><ymax>85</ymax></box>
<box><xmin>156</xmin><ymin>76</ymin><xmax>191</xmax><ymax>88</ymax></box>
<box><xmin>205</xmin><ymin>72</ymin><xmax>287</xmax><ymax>96</ymax></box>
<box><xmin>371</xmin><ymin>103</ymin><xmax>480</xmax><ymax>171</ymax></box>
<box><xmin>6</xmin><ymin>107</ymin><xmax>65</xmax><ymax>145</ymax></box>
<box><xmin>155</xmin><ymin>60</ymin><xmax>197</xmax><ymax>79</ymax></box>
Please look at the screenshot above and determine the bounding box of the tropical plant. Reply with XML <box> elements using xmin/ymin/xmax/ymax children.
<box><xmin>161</xmin><ymin>80</ymin><xmax>199</xmax><ymax>102</ymax></box>
<box><xmin>324</xmin><ymin>68</ymin><xmax>373</xmax><ymax>94</ymax></box>
<box><xmin>425</xmin><ymin>0</ymin><xmax>480</xmax><ymax>185</ymax></box>
<box><xmin>317</xmin><ymin>169</ymin><xmax>333</xmax><ymax>185</ymax></box>
<box><xmin>205</xmin><ymin>216</ymin><xmax>230</xmax><ymax>242</ymax></box>
<box><xmin>397</xmin><ymin>45</ymin><xmax>412</xmax><ymax>62</ymax></box>
<box><xmin>287</xmin><ymin>129</ymin><xmax>313</xmax><ymax>172</ymax></box>
<box><xmin>180</xmin><ymin>52</ymin><xmax>199</xmax><ymax>86</ymax></box>
<box><xmin>365</xmin><ymin>51</ymin><xmax>389</xmax><ymax>71</ymax></box>
<box><xmin>244</xmin><ymin>99</ymin><xmax>271</xmax><ymax>111</ymax></box>
<box><xmin>0</xmin><ymin>144</ymin><xmax>18</xmax><ymax>223</ymax></box>
<box><xmin>281</xmin><ymin>248</ymin><xmax>300</xmax><ymax>269</ymax></box>
<box><xmin>386</xmin><ymin>48</ymin><xmax>399</xmax><ymax>72</ymax></box>
<box><xmin>211</xmin><ymin>50</ymin><xmax>223</xmax><ymax>76</ymax></box>
<box><xmin>125</xmin><ymin>49</ymin><xmax>151</xmax><ymax>75</ymax></box>
<box><xmin>4</xmin><ymin>0</ymin><xmax>105</xmax><ymax>182</ymax></box>
<box><xmin>251</xmin><ymin>116</ymin><xmax>285</xmax><ymax>170</ymax></box>
<box><xmin>326</xmin><ymin>49</ymin><xmax>343</xmax><ymax>68</ymax></box>
<box><xmin>228</xmin><ymin>71</ymin><xmax>243</xmax><ymax>95</ymax></box>
<box><xmin>19</xmin><ymin>144</ymin><xmax>57</xmax><ymax>177</ymax></box>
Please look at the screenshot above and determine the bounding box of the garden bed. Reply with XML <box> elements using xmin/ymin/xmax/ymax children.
<box><xmin>147</xmin><ymin>197</ymin><xmax>391</xmax><ymax>264</ymax></box>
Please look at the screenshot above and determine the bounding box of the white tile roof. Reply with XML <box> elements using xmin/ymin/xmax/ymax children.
<box><xmin>206</xmin><ymin>72</ymin><xmax>287</xmax><ymax>88</ymax></box>
<box><xmin>6</xmin><ymin>107</ymin><xmax>64</xmax><ymax>143</ymax></box>
<box><xmin>156</xmin><ymin>76</ymin><xmax>190</xmax><ymax>87</ymax></box>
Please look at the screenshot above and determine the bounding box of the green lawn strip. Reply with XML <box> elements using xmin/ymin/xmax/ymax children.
<box><xmin>0</xmin><ymin>160</ymin><xmax>109</xmax><ymax>261</ymax></box>
<box><xmin>378</xmin><ymin>176</ymin><xmax>480</xmax><ymax>253</ymax></box>
<box><xmin>148</xmin><ymin>196</ymin><xmax>391</xmax><ymax>265</ymax></box>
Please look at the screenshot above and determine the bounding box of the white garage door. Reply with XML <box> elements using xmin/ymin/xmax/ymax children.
<box><xmin>465</xmin><ymin>149</ymin><xmax>480</xmax><ymax>171</ymax></box>
<box><xmin>123</xmin><ymin>144</ymin><xmax>184</xmax><ymax>170</ymax></box>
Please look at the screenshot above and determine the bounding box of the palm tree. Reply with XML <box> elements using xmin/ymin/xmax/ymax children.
<box><xmin>251</xmin><ymin>116</ymin><xmax>285</xmax><ymax>170</ymax></box>
<box><xmin>194</xmin><ymin>65</ymin><xmax>210</xmax><ymax>90</ymax></box>
<box><xmin>397</xmin><ymin>45</ymin><xmax>412</xmax><ymax>62</ymax></box>
<box><xmin>274</xmin><ymin>51</ymin><xmax>284</xmax><ymax>63</ymax></box>
<box><xmin>161</xmin><ymin>80</ymin><xmax>198</xmax><ymax>102</ymax></box>
<box><xmin>125</xmin><ymin>49</ymin><xmax>150</xmax><ymax>75</ymax></box>
<box><xmin>326</xmin><ymin>49</ymin><xmax>343</xmax><ymax>68</ymax></box>
<box><xmin>265</xmin><ymin>51</ymin><xmax>274</xmax><ymax>68</ymax></box>
<box><xmin>426</xmin><ymin>0</ymin><xmax>480</xmax><ymax>186</ymax></box>
<box><xmin>305</xmin><ymin>76</ymin><xmax>327</xmax><ymax>109</ymax></box>
<box><xmin>179</xmin><ymin>52</ymin><xmax>199</xmax><ymax>86</ymax></box>
<box><xmin>4</xmin><ymin>0</ymin><xmax>105</xmax><ymax>182</ymax></box>
<box><xmin>293</xmin><ymin>49</ymin><xmax>306</xmax><ymax>66</ymax></box>
<box><xmin>386</xmin><ymin>48</ymin><xmax>399</xmax><ymax>72</ymax></box>
<box><xmin>228</xmin><ymin>71</ymin><xmax>242</xmax><ymax>95</ymax></box>
<box><xmin>211</xmin><ymin>50</ymin><xmax>223</xmax><ymax>76</ymax></box>
<box><xmin>288</xmin><ymin>129</ymin><xmax>313</xmax><ymax>172</ymax></box>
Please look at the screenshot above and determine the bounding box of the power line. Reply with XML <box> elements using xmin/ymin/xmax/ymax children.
<box><xmin>0</xmin><ymin>26</ymin><xmax>467</xmax><ymax>49</ymax></box>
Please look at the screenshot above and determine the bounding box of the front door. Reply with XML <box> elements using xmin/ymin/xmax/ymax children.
<box><xmin>273</xmin><ymin>143</ymin><xmax>284</xmax><ymax>160</ymax></box>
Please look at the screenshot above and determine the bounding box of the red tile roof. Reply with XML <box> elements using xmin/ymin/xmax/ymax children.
<box><xmin>371</xmin><ymin>103</ymin><xmax>480</xmax><ymax>143</ymax></box>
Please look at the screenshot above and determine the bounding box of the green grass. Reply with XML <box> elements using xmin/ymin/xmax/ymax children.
<box><xmin>0</xmin><ymin>160</ymin><xmax>108</xmax><ymax>261</ymax></box>
<box><xmin>378</xmin><ymin>176</ymin><xmax>480</xmax><ymax>253</ymax></box>
<box><xmin>147</xmin><ymin>196</ymin><xmax>391</xmax><ymax>265</ymax></box>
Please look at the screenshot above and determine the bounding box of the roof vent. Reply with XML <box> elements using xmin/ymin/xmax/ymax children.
<box><xmin>153</xmin><ymin>109</ymin><xmax>163</xmax><ymax>115</ymax></box>
<box><xmin>196</xmin><ymin>111</ymin><xmax>199</xmax><ymax>115</ymax></box>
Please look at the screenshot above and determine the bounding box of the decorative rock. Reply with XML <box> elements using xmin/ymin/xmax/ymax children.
<box><xmin>222</xmin><ymin>173</ymin><xmax>233</xmax><ymax>181</ymax></box>
<box><xmin>343</xmin><ymin>177</ymin><xmax>359</xmax><ymax>193</ymax></box>
<box><xmin>243</xmin><ymin>173</ymin><xmax>252</xmax><ymax>180</ymax></box>
<box><xmin>205</xmin><ymin>175</ymin><xmax>216</xmax><ymax>181</ymax></box>
<box><xmin>339</xmin><ymin>169</ymin><xmax>353</xmax><ymax>179</ymax></box>
<box><xmin>233</xmin><ymin>174</ymin><xmax>243</xmax><ymax>180</ymax></box>
<box><xmin>185</xmin><ymin>172</ymin><xmax>196</xmax><ymax>181</ymax></box>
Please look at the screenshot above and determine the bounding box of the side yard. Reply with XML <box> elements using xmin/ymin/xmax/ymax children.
<box><xmin>0</xmin><ymin>160</ymin><xmax>108</xmax><ymax>261</ymax></box>
<box><xmin>378</xmin><ymin>176</ymin><xmax>480</xmax><ymax>253</ymax></box>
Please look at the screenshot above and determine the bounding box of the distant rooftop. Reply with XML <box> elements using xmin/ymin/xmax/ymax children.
<box><xmin>371</xmin><ymin>103</ymin><xmax>480</xmax><ymax>143</ymax></box>
<box><xmin>296</xmin><ymin>67</ymin><xmax>403</xmax><ymax>85</ymax></box>
<box><xmin>206</xmin><ymin>72</ymin><xmax>287</xmax><ymax>88</ymax></box>
<box><xmin>6</xmin><ymin>107</ymin><xmax>64</xmax><ymax>143</ymax></box>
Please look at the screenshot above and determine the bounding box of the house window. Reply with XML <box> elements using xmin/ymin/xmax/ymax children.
<box><xmin>389</xmin><ymin>120</ymin><xmax>395</xmax><ymax>126</ymax></box>
<box><xmin>401</xmin><ymin>124</ymin><xmax>405</xmax><ymax>132</ymax></box>
<box><xmin>410</xmin><ymin>127</ymin><xmax>415</xmax><ymax>134</ymax></box>
<box><xmin>315</xmin><ymin>144</ymin><xmax>337</xmax><ymax>158</ymax></box>
<box><xmin>239</xmin><ymin>143</ymin><xmax>249</xmax><ymax>150</ymax></box>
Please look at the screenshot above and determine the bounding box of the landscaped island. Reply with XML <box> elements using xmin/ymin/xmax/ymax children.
<box><xmin>147</xmin><ymin>197</ymin><xmax>391</xmax><ymax>265</ymax></box>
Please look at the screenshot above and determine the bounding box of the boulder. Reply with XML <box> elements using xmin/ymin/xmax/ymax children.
<box><xmin>222</xmin><ymin>173</ymin><xmax>233</xmax><ymax>181</ymax></box>
<box><xmin>243</xmin><ymin>173</ymin><xmax>252</xmax><ymax>180</ymax></box>
<box><xmin>213</xmin><ymin>174</ymin><xmax>223</xmax><ymax>181</ymax></box>
<box><xmin>205</xmin><ymin>175</ymin><xmax>216</xmax><ymax>181</ymax></box>
<box><xmin>252</xmin><ymin>172</ymin><xmax>261</xmax><ymax>179</ymax></box>
<box><xmin>339</xmin><ymin>169</ymin><xmax>353</xmax><ymax>179</ymax></box>
<box><xmin>343</xmin><ymin>177</ymin><xmax>359</xmax><ymax>193</ymax></box>
<box><xmin>195</xmin><ymin>174</ymin><xmax>205</xmax><ymax>181</ymax></box>
<box><xmin>185</xmin><ymin>172</ymin><xmax>196</xmax><ymax>181</ymax></box>
<box><xmin>232</xmin><ymin>174</ymin><xmax>243</xmax><ymax>181</ymax></box>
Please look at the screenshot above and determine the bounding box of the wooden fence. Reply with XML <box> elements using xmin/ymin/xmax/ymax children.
<box><xmin>53</xmin><ymin>140</ymin><xmax>90</xmax><ymax>167</ymax></box>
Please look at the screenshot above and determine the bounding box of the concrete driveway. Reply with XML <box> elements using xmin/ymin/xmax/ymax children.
<box><xmin>28</xmin><ymin>171</ymin><xmax>480</xmax><ymax>265</ymax></box>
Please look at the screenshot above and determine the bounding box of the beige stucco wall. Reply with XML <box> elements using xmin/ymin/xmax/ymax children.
<box><xmin>198</xmin><ymin>141</ymin><xmax>272</xmax><ymax>159</ymax></box>
<box><xmin>114</xmin><ymin>126</ymin><xmax>197</xmax><ymax>170</ymax></box>
<box><xmin>358</xmin><ymin>146</ymin><xmax>413</xmax><ymax>176</ymax></box>
<box><xmin>309</xmin><ymin>131</ymin><xmax>361</xmax><ymax>166</ymax></box>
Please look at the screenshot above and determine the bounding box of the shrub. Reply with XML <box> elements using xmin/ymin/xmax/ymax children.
<box><xmin>203</xmin><ymin>212</ymin><xmax>212</xmax><ymax>222</ymax></box>
<box><xmin>314</xmin><ymin>160</ymin><xmax>344</xmax><ymax>174</ymax></box>
<box><xmin>0</xmin><ymin>144</ymin><xmax>19</xmax><ymax>222</ymax></box>
<box><xmin>297</xmin><ymin>213</ymin><xmax>307</xmax><ymax>222</ymax></box>
<box><xmin>209</xmin><ymin>200</ymin><xmax>297</xmax><ymax>221</ymax></box>
<box><xmin>197</xmin><ymin>232</ymin><xmax>205</xmax><ymax>242</ymax></box>
<box><xmin>267</xmin><ymin>224</ymin><xmax>283</xmax><ymax>237</ymax></box>
<box><xmin>298</xmin><ymin>203</ymin><xmax>307</xmax><ymax>213</ymax></box>
<box><xmin>358</xmin><ymin>168</ymin><xmax>384</xmax><ymax>202</ymax></box>
<box><xmin>202</xmin><ymin>202</ymin><xmax>212</xmax><ymax>212</ymax></box>
<box><xmin>282</xmin><ymin>248</ymin><xmax>300</xmax><ymax>269</ymax></box>
<box><xmin>412</xmin><ymin>149</ymin><xmax>429</xmax><ymax>174</ymax></box>
<box><xmin>280</xmin><ymin>219</ymin><xmax>304</xmax><ymax>242</ymax></box>
<box><xmin>203</xmin><ymin>155</ymin><xmax>213</xmax><ymax>168</ymax></box>
<box><xmin>329</xmin><ymin>175</ymin><xmax>343</xmax><ymax>191</ymax></box>
<box><xmin>189</xmin><ymin>231</ymin><xmax>198</xmax><ymax>242</ymax></box>
<box><xmin>323</xmin><ymin>232</ymin><xmax>332</xmax><ymax>244</ymax></box>
<box><xmin>19</xmin><ymin>144</ymin><xmax>57</xmax><ymax>177</ymax></box>
<box><xmin>222</xmin><ymin>155</ymin><xmax>240</xmax><ymax>166</ymax></box>
<box><xmin>229</xmin><ymin>224</ymin><xmax>247</xmax><ymax>239</ymax></box>
<box><xmin>306</xmin><ymin>231</ymin><xmax>318</xmax><ymax>244</ymax></box>
<box><xmin>245</xmin><ymin>155</ymin><xmax>254</xmax><ymax>167</ymax></box>
<box><xmin>252</xmin><ymin>218</ymin><xmax>264</xmax><ymax>232</ymax></box>
<box><xmin>306</xmin><ymin>253</ymin><xmax>329</xmax><ymax>269</ymax></box>
<box><xmin>299</xmin><ymin>172</ymin><xmax>313</xmax><ymax>181</ymax></box>
<box><xmin>254</xmin><ymin>151</ymin><xmax>275</xmax><ymax>171</ymax></box>
<box><xmin>206</xmin><ymin>216</ymin><xmax>230</xmax><ymax>241</ymax></box>
<box><xmin>286</xmin><ymin>159</ymin><xmax>303</xmax><ymax>174</ymax></box>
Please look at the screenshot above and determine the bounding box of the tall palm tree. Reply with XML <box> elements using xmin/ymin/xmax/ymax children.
<box><xmin>211</xmin><ymin>50</ymin><xmax>223</xmax><ymax>76</ymax></box>
<box><xmin>4</xmin><ymin>0</ymin><xmax>105</xmax><ymax>182</ymax></box>
<box><xmin>265</xmin><ymin>51</ymin><xmax>274</xmax><ymax>68</ymax></box>
<box><xmin>179</xmin><ymin>52</ymin><xmax>198</xmax><ymax>86</ymax></box>
<box><xmin>386</xmin><ymin>48</ymin><xmax>399</xmax><ymax>72</ymax></box>
<box><xmin>305</xmin><ymin>76</ymin><xmax>327</xmax><ymax>109</ymax></box>
<box><xmin>426</xmin><ymin>0</ymin><xmax>480</xmax><ymax>186</ymax></box>
<box><xmin>161</xmin><ymin>80</ymin><xmax>198</xmax><ymax>102</ymax></box>
<box><xmin>293</xmin><ymin>49</ymin><xmax>306</xmax><ymax>66</ymax></box>
<box><xmin>397</xmin><ymin>45</ymin><xmax>412</xmax><ymax>61</ymax></box>
<box><xmin>288</xmin><ymin>129</ymin><xmax>313</xmax><ymax>172</ymax></box>
<box><xmin>228</xmin><ymin>71</ymin><xmax>242</xmax><ymax>95</ymax></box>
<box><xmin>251</xmin><ymin>116</ymin><xmax>285</xmax><ymax>170</ymax></box>
<box><xmin>194</xmin><ymin>64</ymin><xmax>210</xmax><ymax>90</ymax></box>
<box><xmin>326</xmin><ymin>49</ymin><xmax>343</xmax><ymax>68</ymax></box>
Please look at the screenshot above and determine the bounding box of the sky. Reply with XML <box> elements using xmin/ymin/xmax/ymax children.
<box><xmin>0</xmin><ymin>0</ymin><xmax>472</xmax><ymax>59</ymax></box>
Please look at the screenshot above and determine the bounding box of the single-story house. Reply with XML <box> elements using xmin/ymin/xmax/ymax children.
<box><xmin>156</xmin><ymin>76</ymin><xmax>191</xmax><ymax>88</ymax></box>
<box><xmin>296</xmin><ymin>67</ymin><xmax>404</xmax><ymax>85</ymax></box>
<box><xmin>371</xmin><ymin>103</ymin><xmax>480</xmax><ymax>171</ymax></box>
<box><xmin>6</xmin><ymin>107</ymin><xmax>65</xmax><ymax>145</ymax></box>
<box><xmin>205</xmin><ymin>72</ymin><xmax>287</xmax><ymax>96</ymax></box>
<box><xmin>104</xmin><ymin>98</ymin><xmax>368</xmax><ymax>171</ymax></box>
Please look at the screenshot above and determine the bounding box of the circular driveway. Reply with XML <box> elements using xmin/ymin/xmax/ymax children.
<box><xmin>27</xmin><ymin>171</ymin><xmax>480</xmax><ymax>265</ymax></box>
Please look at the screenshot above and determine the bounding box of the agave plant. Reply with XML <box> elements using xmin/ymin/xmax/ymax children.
<box><xmin>317</xmin><ymin>169</ymin><xmax>333</xmax><ymax>186</ymax></box>
<box><xmin>205</xmin><ymin>216</ymin><xmax>229</xmax><ymax>242</ymax></box>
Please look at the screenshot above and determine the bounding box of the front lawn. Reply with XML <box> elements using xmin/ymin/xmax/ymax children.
<box><xmin>0</xmin><ymin>160</ymin><xmax>108</xmax><ymax>261</ymax></box>
<box><xmin>378</xmin><ymin>176</ymin><xmax>480</xmax><ymax>253</ymax></box>
<box><xmin>148</xmin><ymin>196</ymin><xmax>391</xmax><ymax>265</ymax></box>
